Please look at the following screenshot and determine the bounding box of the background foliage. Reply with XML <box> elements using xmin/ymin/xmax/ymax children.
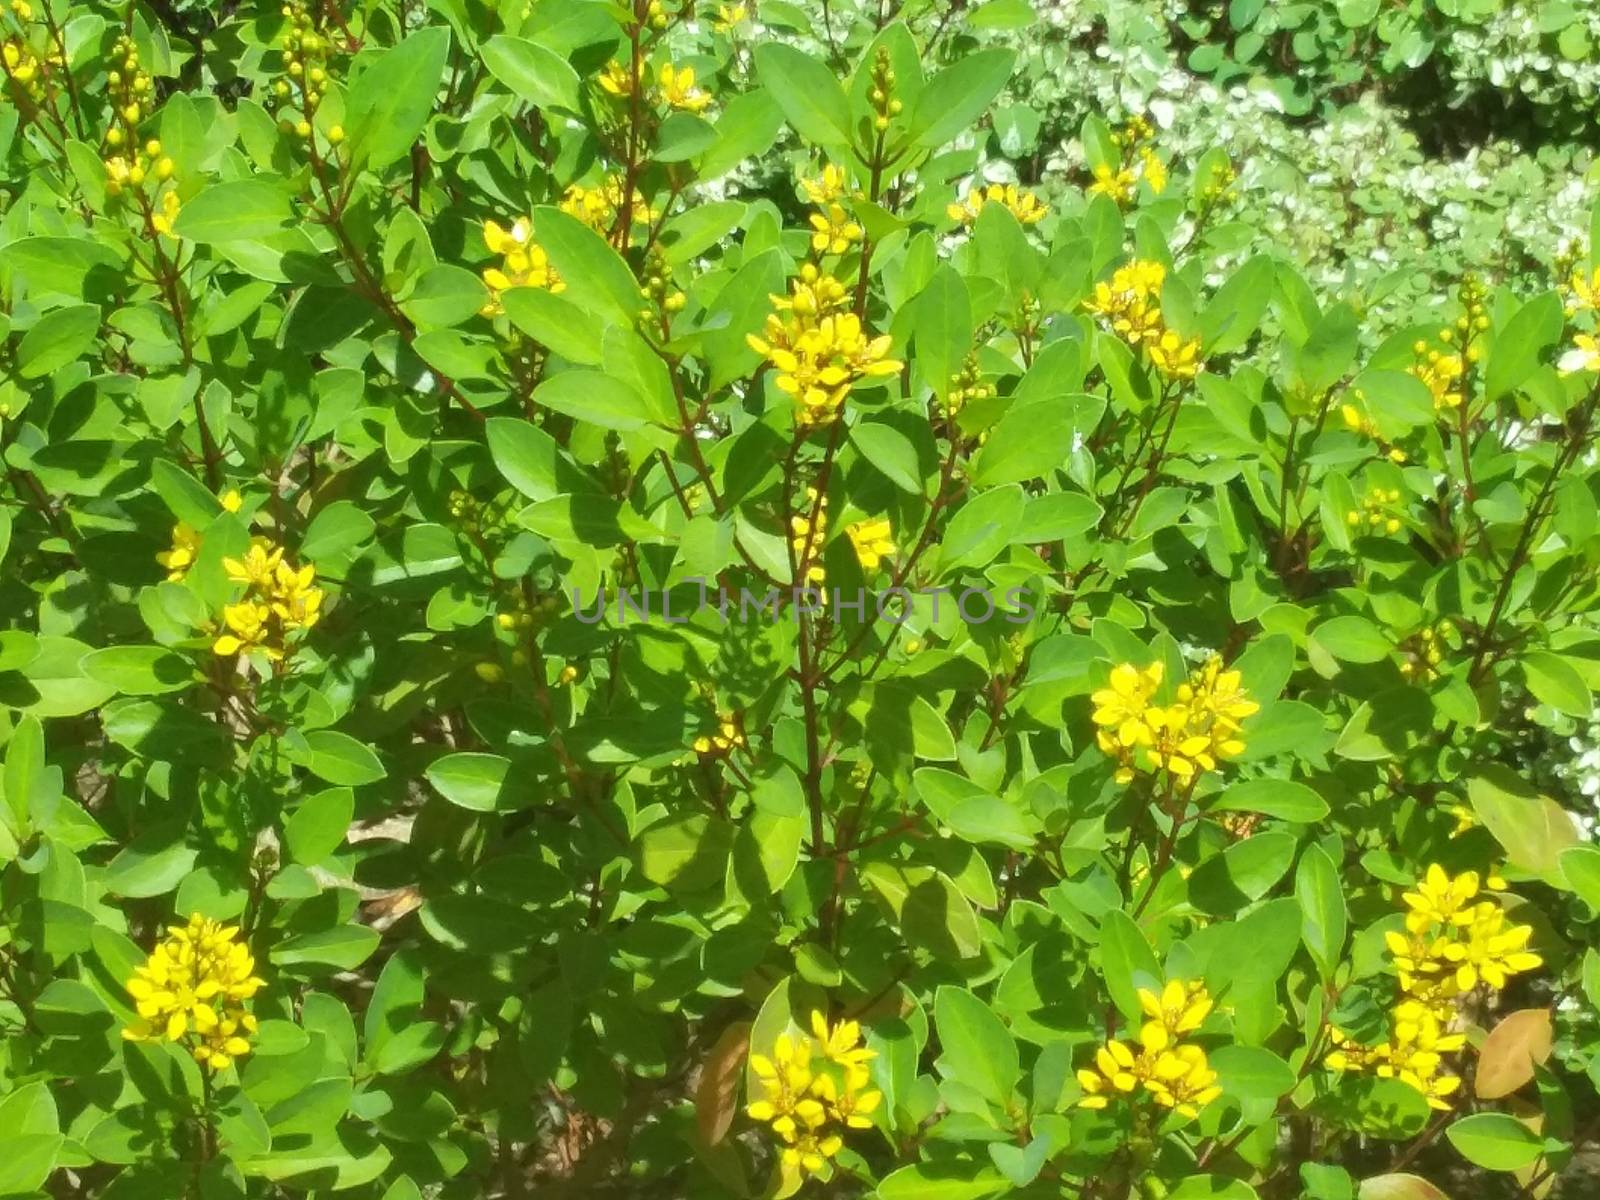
<box><xmin>1</xmin><ymin>0</ymin><xmax>1599</xmax><ymax>1198</ymax></box>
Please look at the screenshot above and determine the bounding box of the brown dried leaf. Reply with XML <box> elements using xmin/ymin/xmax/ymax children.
<box><xmin>1358</xmin><ymin>1174</ymin><xmax>1451</xmax><ymax>1200</ymax></box>
<box><xmin>695</xmin><ymin>1020</ymin><xmax>751</xmax><ymax>1146</ymax></box>
<box><xmin>1475</xmin><ymin>1007</ymin><xmax>1553</xmax><ymax>1100</ymax></box>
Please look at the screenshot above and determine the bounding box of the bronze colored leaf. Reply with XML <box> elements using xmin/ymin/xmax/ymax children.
<box><xmin>1475</xmin><ymin>1008</ymin><xmax>1553</xmax><ymax>1100</ymax></box>
<box><xmin>695</xmin><ymin>1020</ymin><xmax>752</xmax><ymax>1146</ymax></box>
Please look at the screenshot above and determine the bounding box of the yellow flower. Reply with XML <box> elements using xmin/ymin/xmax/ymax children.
<box><xmin>657</xmin><ymin>62</ymin><xmax>710</xmax><ymax>113</ymax></box>
<box><xmin>808</xmin><ymin>202</ymin><xmax>862</xmax><ymax>256</ymax></box>
<box><xmin>219</xmin><ymin>489</ymin><xmax>243</xmax><ymax>513</ymax></box>
<box><xmin>156</xmin><ymin>522</ymin><xmax>201</xmax><ymax>581</ymax></box>
<box><xmin>559</xmin><ymin>177</ymin><xmax>656</xmax><ymax>237</ymax></box>
<box><xmin>1139</xmin><ymin>147</ymin><xmax>1167</xmax><ymax>194</ymax></box>
<box><xmin>1088</xmin><ymin>162</ymin><xmax>1138</xmax><ymax>206</ymax></box>
<box><xmin>845</xmin><ymin>518</ymin><xmax>895</xmax><ymax>572</ymax></box>
<box><xmin>1441</xmin><ymin>901</ymin><xmax>1541</xmax><ymax>991</ymax></box>
<box><xmin>1402</xmin><ymin>863</ymin><xmax>1480</xmax><ymax>934</ymax></box>
<box><xmin>1136</xmin><ymin>980</ymin><xmax>1213</xmax><ymax>1051</ymax></box>
<box><xmin>801</xmin><ymin>163</ymin><xmax>849</xmax><ymax>206</ymax></box>
<box><xmin>947</xmin><ymin>182</ymin><xmax>1048</xmax><ymax>227</ymax></box>
<box><xmin>1142</xmin><ymin>1043</ymin><xmax>1221</xmax><ymax>1119</ymax></box>
<box><xmin>1077</xmin><ymin>1038</ymin><xmax>1142</xmax><ymax>1108</ymax></box>
<box><xmin>1558</xmin><ymin>332</ymin><xmax>1600</xmax><ymax>375</ymax></box>
<box><xmin>480</xmin><ymin>217</ymin><xmax>563</xmax><ymax>315</ymax></box>
<box><xmin>748</xmin><ymin>1015</ymin><xmax>880</xmax><ymax>1177</ymax></box>
<box><xmin>123</xmin><ymin>914</ymin><xmax>265</xmax><ymax>1072</ymax></box>
<box><xmin>711</xmin><ymin>2</ymin><xmax>748</xmax><ymax>33</ymax></box>
<box><xmin>150</xmin><ymin>189</ymin><xmax>181</xmax><ymax>237</ymax></box>
<box><xmin>1093</xmin><ymin>656</ymin><xmax>1255</xmax><ymax>784</ymax></box>
<box><xmin>1084</xmin><ymin>260</ymin><xmax>1167</xmax><ymax>347</ymax></box>
<box><xmin>213</xmin><ymin>601</ymin><xmax>276</xmax><ymax>658</ymax></box>
<box><xmin>1566</xmin><ymin>265</ymin><xmax>1599</xmax><ymax>313</ymax></box>
<box><xmin>1091</xmin><ymin>661</ymin><xmax>1163</xmax><ymax>782</ymax></box>
<box><xmin>223</xmin><ymin>540</ymin><xmax>285</xmax><ymax>590</ymax></box>
<box><xmin>268</xmin><ymin>560</ymin><xmax>324</xmax><ymax>633</ymax></box>
<box><xmin>597</xmin><ymin>58</ymin><xmax>642</xmax><ymax>98</ymax></box>
<box><xmin>1147</xmin><ymin>326</ymin><xmax>1201</xmax><ymax>379</ymax></box>
<box><xmin>1407</xmin><ymin>342</ymin><xmax>1464</xmax><ymax>410</ymax></box>
<box><xmin>789</xmin><ymin>488</ymin><xmax>829</xmax><ymax>585</ymax></box>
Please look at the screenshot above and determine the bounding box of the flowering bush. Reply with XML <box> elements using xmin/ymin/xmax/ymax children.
<box><xmin>1</xmin><ymin>1</ymin><xmax>1599</xmax><ymax>1198</ymax></box>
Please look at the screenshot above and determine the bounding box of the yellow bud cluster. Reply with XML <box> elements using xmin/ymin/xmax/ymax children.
<box><xmin>1346</xmin><ymin>485</ymin><xmax>1404</xmax><ymax>536</ymax></box>
<box><xmin>655</xmin><ymin>61</ymin><xmax>711</xmax><ymax>113</ymax></box>
<box><xmin>710</xmin><ymin>2</ymin><xmax>748</xmax><ymax>34</ymax></box>
<box><xmin>747</xmin><ymin>1011</ymin><xmax>882</xmax><ymax>1178</ymax></box>
<box><xmin>1091</xmin><ymin>656</ymin><xmax>1259</xmax><ymax>785</ymax></box>
<box><xmin>1199</xmin><ymin>160</ymin><xmax>1240</xmax><ymax>208</ymax></box>
<box><xmin>102</xmin><ymin>35</ymin><xmax>152</xmax><ymax>147</ymax></box>
<box><xmin>273</xmin><ymin>0</ymin><xmax>334</xmax><ymax>125</ymax></box>
<box><xmin>1079</xmin><ymin>981</ymin><xmax>1222</xmax><ymax>1121</ymax></box>
<box><xmin>122</xmin><ymin>914</ymin><xmax>266</xmax><ymax>1073</ymax></box>
<box><xmin>944</xmin><ymin>350</ymin><xmax>995</xmax><ymax>417</ymax></box>
<box><xmin>1328</xmin><ymin>865</ymin><xmax>1541</xmax><ymax>1111</ymax></box>
<box><xmin>1398</xmin><ymin>622</ymin><xmax>1450</xmax><ymax>682</ymax></box>
<box><xmin>638</xmin><ymin>245</ymin><xmax>686</xmax><ymax>319</ymax></box>
<box><xmin>495</xmin><ymin>592</ymin><xmax>559</xmax><ymax>634</ymax></box>
<box><xmin>692</xmin><ymin>709</ymin><xmax>746</xmax><ymax>756</ymax></box>
<box><xmin>789</xmin><ymin>486</ymin><xmax>828</xmax><ymax>584</ymax></box>
<box><xmin>867</xmin><ymin>47</ymin><xmax>900</xmax><ymax>132</ymax></box>
<box><xmin>1088</xmin><ymin>114</ymin><xmax>1166</xmax><ymax>208</ymax></box>
<box><xmin>2</xmin><ymin>25</ymin><xmax>59</xmax><ymax>103</ymax></box>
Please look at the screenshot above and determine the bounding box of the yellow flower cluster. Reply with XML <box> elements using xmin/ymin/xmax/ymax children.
<box><xmin>2</xmin><ymin>12</ymin><xmax>59</xmax><ymax>104</ymax></box>
<box><xmin>748</xmin><ymin>1011</ymin><xmax>882</xmax><ymax>1177</ymax></box>
<box><xmin>215</xmin><ymin>537</ymin><xmax>324</xmax><ymax>660</ymax></box>
<box><xmin>711</xmin><ymin>2</ymin><xmax>749</xmax><ymax>34</ymax></box>
<box><xmin>1340</xmin><ymin>391</ymin><xmax>1408</xmax><ymax>464</ymax></box>
<box><xmin>1328</xmin><ymin>865</ymin><xmax>1541</xmax><ymax>1110</ymax></box>
<box><xmin>1398</xmin><ymin>622</ymin><xmax>1449</xmax><ymax>682</ymax></box>
<box><xmin>797</xmin><ymin>164</ymin><xmax>862</xmax><ymax>256</ymax></box>
<box><xmin>946</xmin><ymin>182</ymin><xmax>1048</xmax><ymax>227</ymax></box>
<box><xmin>600</xmin><ymin>59</ymin><xmax>711</xmax><ymax>112</ymax></box>
<box><xmin>153</xmin><ymin>490</ymin><xmax>243</xmax><ymax>581</ymax></box>
<box><xmin>1559</xmin><ymin>264</ymin><xmax>1600</xmax><ymax>374</ymax></box>
<box><xmin>747</xmin><ymin>265</ymin><xmax>901</xmax><ymax>429</ymax></box>
<box><xmin>1079</xmin><ymin>982</ymin><xmax>1222</xmax><ymax>1121</ymax></box>
<box><xmin>559</xmin><ymin>176</ymin><xmax>656</xmax><ymax>237</ymax></box>
<box><xmin>692</xmin><ymin>709</ymin><xmax>746</xmax><ymax>756</ymax></box>
<box><xmin>1084</xmin><ymin>260</ymin><xmax>1201</xmax><ymax>380</ymax></box>
<box><xmin>1347</xmin><ymin>485</ymin><xmax>1403</xmax><ymax>535</ymax></box>
<box><xmin>790</xmin><ymin>486</ymin><xmax>828</xmax><ymax>584</ymax></box>
<box><xmin>845</xmin><ymin>517</ymin><xmax>895</xmax><ymax>572</ymax></box>
<box><xmin>479</xmin><ymin>217</ymin><xmax>563</xmax><ymax>316</ymax></box>
<box><xmin>123</xmin><ymin>914</ymin><xmax>265</xmax><ymax>1072</ymax></box>
<box><xmin>104</xmin><ymin>137</ymin><xmax>181</xmax><ymax>236</ymax></box>
<box><xmin>1407</xmin><ymin>336</ymin><xmax>1467</xmax><ymax>412</ymax></box>
<box><xmin>1087</xmin><ymin>115</ymin><xmax>1167</xmax><ymax>207</ymax></box>
<box><xmin>1091</xmin><ymin>656</ymin><xmax>1258</xmax><ymax>785</ymax></box>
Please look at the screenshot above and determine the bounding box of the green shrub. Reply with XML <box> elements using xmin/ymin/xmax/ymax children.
<box><xmin>1</xmin><ymin>1</ymin><xmax>1599</xmax><ymax>1198</ymax></box>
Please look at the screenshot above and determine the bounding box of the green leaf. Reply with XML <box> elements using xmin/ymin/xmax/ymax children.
<box><xmin>285</xmin><ymin>787</ymin><xmax>354</xmax><ymax>864</ymax></box>
<box><xmin>1467</xmin><ymin>766</ymin><xmax>1580</xmax><ymax>875</ymax></box>
<box><xmin>3</xmin><ymin>714</ymin><xmax>43</xmax><ymax>831</ymax></box>
<box><xmin>850</xmin><ymin>420</ymin><xmax>923</xmax><ymax>493</ymax></box>
<box><xmin>970</xmin><ymin>398</ymin><xmax>1076</xmax><ymax>486</ymax></box>
<box><xmin>532</xmin><ymin>207</ymin><xmax>642</xmax><ymax>325</ymax></box>
<box><xmin>398</xmin><ymin>264</ymin><xmax>487</xmax><ymax>330</ymax></box>
<box><xmin>1296</xmin><ymin>844</ymin><xmax>1347</xmax><ymax>980</ymax></box>
<box><xmin>0</xmin><ymin>1133</ymin><xmax>64</xmax><ymax>1195</ymax></box>
<box><xmin>876</xmin><ymin>1164</ymin><xmax>1010</xmax><ymax>1200</ymax></box>
<box><xmin>17</xmin><ymin>304</ymin><xmax>99</xmax><ymax>378</ymax></box>
<box><xmin>1485</xmin><ymin>292</ymin><xmax>1563</xmax><ymax>403</ymax></box>
<box><xmin>302</xmin><ymin>502</ymin><xmax>378</xmax><ymax>562</ymax></box>
<box><xmin>345</xmin><ymin>26</ymin><xmax>451</xmax><ymax>170</ymax></box>
<box><xmin>1522</xmin><ymin>650</ymin><xmax>1592</xmax><ymax>717</ymax></box>
<box><xmin>298</xmin><ymin>730</ymin><xmax>386</xmax><ymax>786</ymax></box>
<box><xmin>1210</xmin><ymin>778</ymin><xmax>1328</xmax><ymax>822</ymax></box>
<box><xmin>104</xmin><ymin>825</ymin><xmax>197</xmax><ymax>898</ymax></box>
<box><xmin>1444</xmin><ymin>1112</ymin><xmax>1544</xmax><ymax>1171</ymax></box>
<box><xmin>502</xmin><ymin>286</ymin><xmax>607</xmax><ymax>363</ymax></box>
<box><xmin>532</xmin><ymin>370</ymin><xmax>658</xmax><ymax>431</ymax></box>
<box><xmin>271</xmin><ymin>926</ymin><xmax>382</xmax><ymax>970</ymax></box>
<box><xmin>481</xmin><ymin>34</ymin><xmax>581</xmax><ymax>111</ymax></box>
<box><xmin>1098</xmin><ymin>909</ymin><xmax>1161</xmax><ymax>1023</ymax></box>
<box><xmin>1212</xmin><ymin>1043</ymin><xmax>1296</xmax><ymax>1104</ymax></box>
<box><xmin>753</xmin><ymin>43</ymin><xmax>851</xmax><ymax>146</ymax></box>
<box><xmin>908</xmin><ymin>49</ymin><xmax>1016</xmax><ymax>148</ymax></box>
<box><xmin>1558</xmin><ymin>845</ymin><xmax>1600</xmax><ymax>909</ymax></box>
<box><xmin>1311</xmin><ymin>615</ymin><xmax>1391</xmax><ymax>664</ymax></box>
<box><xmin>932</xmin><ymin>985</ymin><xmax>1020</xmax><ymax>1108</ymax></box>
<box><xmin>81</xmin><ymin>646</ymin><xmax>195</xmax><ymax>696</ymax></box>
<box><xmin>425</xmin><ymin>752</ymin><xmax>512</xmax><ymax>812</ymax></box>
<box><xmin>172</xmin><ymin>180</ymin><xmax>296</xmax><ymax>242</ymax></box>
<box><xmin>912</xmin><ymin>264</ymin><xmax>971</xmax><ymax>406</ymax></box>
